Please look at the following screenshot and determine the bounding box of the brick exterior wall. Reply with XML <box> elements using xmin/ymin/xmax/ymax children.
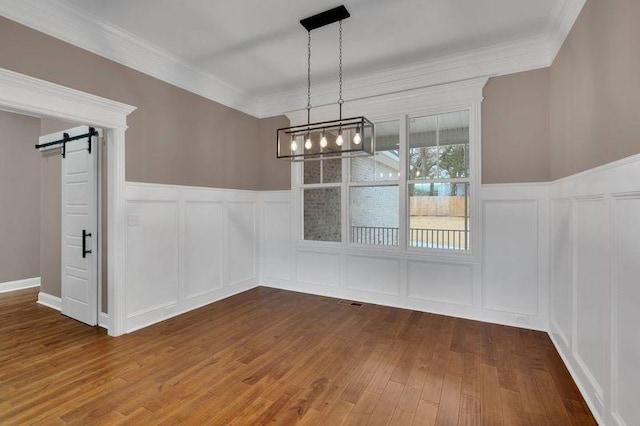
<box><xmin>303</xmin><ymin>187</ymin><xmax>341</xmax><ymax>242</ymax></box>
<box><xmin>304</xmin><ymin>157</ymin><xmax>400</xmax><ymax>242</ymax></box>
<box><xmin>304</xmin><ymin>159</ymin><xmax>342</xmax><ymax>184</ymax></box>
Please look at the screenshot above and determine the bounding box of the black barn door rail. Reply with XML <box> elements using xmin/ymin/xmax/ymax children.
<box><xmin>35</xmin><ymin>127</ymin><xmax>98</xmax><ymax>158</ymax></box>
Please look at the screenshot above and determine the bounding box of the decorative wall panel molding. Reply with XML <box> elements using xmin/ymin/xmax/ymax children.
<box><xmin>184</xmin><ymin>201</ymin><xmax>224</xmax><ymax>299</ymax></box>
<box><xmin>259</xmin><ymin>183</ymin><xmax>550</xmax><ymax>331</ymax></box>
<box><xmin>482</xmin><ymin>199</ymin><xmax>540</xmax><ymax>316</ymax></box>
<box><xmin>226</xmin><ymin>202</ymin><xmax>257</xmax><ymax>286</ymax></box>
<box><xmin>611</xmin><ymin>193</ymin><xmax>640</xmax><ymax>426</ymax></box>
<box><xmin>407</xmin><ymin>260</ymin><xmax>474</xmax><ymax>306</ymax></box>
<box><xmin>550</xmin><ymin>197</ymin><xmax>572</xmax><ymax>350</ymax></box>
<box><xmin>549</xmin><ymin>153</ymin><xmax>640</xmax><ymax>426</ymax></box>
<box><xmin>260</xmin><ymin>195</ymin><xmax>292</xmax><ymax>282</ymax></box>
<box><xmin>124</xmin><ymin>182</ymin><xmax>259</xmax><ymax>332</ymax></box>
<box><xmin>345</xmin><ymin>255</ymin><xmax>401</xmax><ymax>296</ymax></box>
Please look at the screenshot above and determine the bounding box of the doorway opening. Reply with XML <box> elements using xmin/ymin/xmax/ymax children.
<box><xmin>0</xmin><ymin>67</ymin><xmax>136</xmax><ymax>336</ymax></box>
<box><xmin>0</xmin><ymin>111</ymin><xmax>104</xmax><ymax>327</ymax></box>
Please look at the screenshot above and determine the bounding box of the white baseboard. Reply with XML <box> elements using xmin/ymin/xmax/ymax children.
<box><xmin>260</xmin><ymin>282</ymin><xmax>547</xmax><ymax>332</ymax></box>
<box><xmin>37</xmin><ymin>292</ymin><xmax>61</xmax><ymax>311</ymax></box>
<box><xmin>125</xmin><ymin>280</ymin><xmax>258</xmax><ymax>333</ymax></box>
<box><xmin>98</xmin><ymin>312</ymin><xmax>109</xmax><ymax>329</ymax></box>
<box><xmin>548</xmin><ymin>332</ymin><xmax>605</xmax><ymax>425</ymax></box>
<box><xmin>0</xmin><ymin>277</ymin><xmax>41</xmax><ymax>293</ymax></box>
<box><xmin>37</xmin><ymin>292</ymin><xmax>109</xmax><ymax>330</ymax></box>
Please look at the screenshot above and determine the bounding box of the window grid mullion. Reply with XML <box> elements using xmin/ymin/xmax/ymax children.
<box><xmin>399</xmin><ymin>114</ymin><xmax>408</xmax><ymax>250</ymax></box>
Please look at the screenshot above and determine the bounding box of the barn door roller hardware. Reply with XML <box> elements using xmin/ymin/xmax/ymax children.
<box><xmin>35</xmin><ymin>127</ymin><xmax>98</xmax><ymax>158</ymax></box>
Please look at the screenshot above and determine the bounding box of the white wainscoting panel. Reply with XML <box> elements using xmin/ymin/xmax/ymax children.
<box><xmin>260</xmin><ymin>197</ymin><xmax>292</xmax><ymax>282</ymax></box>
<box><xmin>574</xmin><ymin>196</ymin><xmax>607</xmax><ymax>399</ymax></box>
<box><xmin>549</xmin><ymin>153</ymin><xmax>640</xmax><ymax>426</ymax></box>
<box><xmin>550</xmin><ymin>198</ymin><xmax>572</xmax><ymax>350</ymax></box>
<box><xmin>184</xmin><ymin>201</ymin><xmax>223</xmax><ymax>298</ymax></box>
<box><xmin>125</xmin><ymin>183</ymin><xmax>259</xmax><ymax>332</ymax></box>
<box><xmin>126</xmin><ymin>200</ymin><xmax>180</xmax><ymax>317</ymax></box>
<box><xmin>482</xmin><ymin>199</ymin><xmax>539</xmax><ymax>316</ymax></box>
<box><xmin>226</xmin><ymin>201</ymin><xmax>256</xmax><ymax>286</ymax></box>
<box><xmin>260</xmin><ymin>183</ymin><xmax>549</xmax><ymax>331</ymax></box>
<box><xmin>296</xmin><ymin>250</ymin><xmax>341</xmax><ymax>288</ymax></box>
<box><xmin>407</xmin><ymin>260</ymin><xmax>473</xmax><ymax>306</ymax></box>
<box><xmin>346</xmin><ymin>255</ymin><xmax>400</xmax><ymax>296</ymax></box>
<box><xmin>481</xmin><ymin>184</ymin><xmax>549</xmax><ymax>327</ymax></box>
<box><xmin>612</xmin><ymin>194</ymin><xmax>640</xmax><ymax>426</ymax></box>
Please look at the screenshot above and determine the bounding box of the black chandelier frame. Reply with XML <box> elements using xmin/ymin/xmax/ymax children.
<box><xmin>276</xmin><ymin>5</ymin><xmax>375</xmax><ymax>162</ymax></box>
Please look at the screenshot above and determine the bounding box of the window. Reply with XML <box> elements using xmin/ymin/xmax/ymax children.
<box><xmin>408</xmin><ymin>111</ymin><xmax>470</xmax><ymax>250</ymax></box>
<box><xmin>302</xmin><ymin>158</ymin><xmax>342</xmax><ymax>242</ymax></box>
<box><xmin>349</xmin><ymin>120</ymin><xmax>400</xmax><ymax>246</ymax></box>
<box><xmin>299</xmin><ymin>108</ymin><xmax>474</xmax><ymax>253</ymax></box>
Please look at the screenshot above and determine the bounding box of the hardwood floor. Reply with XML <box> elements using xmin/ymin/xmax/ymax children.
<box><xmin>0</xmin><ymin>287</ymin><xmax>595</xmax><ymax>425</ymax></box>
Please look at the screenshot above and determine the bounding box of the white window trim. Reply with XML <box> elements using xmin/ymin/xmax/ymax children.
<box><xmin>288</xmin><ymin>77</ymin><xmax>487</xmax><ymax>262</ymax></box>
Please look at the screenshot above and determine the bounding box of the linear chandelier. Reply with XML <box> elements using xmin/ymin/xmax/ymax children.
<box><xmin>277</xmin><ymin>5</ymin><xmax>374</xmax><ymax>162</ymax></box>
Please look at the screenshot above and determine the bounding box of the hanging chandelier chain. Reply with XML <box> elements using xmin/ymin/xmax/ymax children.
<box><xmin>307</xmin><ymin>31</ymin><xmax>312</xmax><ymax>113</ymax></box>
<box><xmin>338</xmin><ymin>20</ymin><xmax>343</xmax><ymax>107</ymax></box>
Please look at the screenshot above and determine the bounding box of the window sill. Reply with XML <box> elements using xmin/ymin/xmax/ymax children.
<box><xmin>294</xmin><ymin>240</ymin><xmax>479</xmax><ymax>263</ymax></box>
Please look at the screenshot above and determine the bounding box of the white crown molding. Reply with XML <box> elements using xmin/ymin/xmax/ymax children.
<box><xmin>260</xmin><ymin>0</ymin><xmax>587</xmax><ymax>118</ymax></box>
<box><xmin>547</xmin><ymin>0</ymin><xmax>587</xmax><ymax>62</ymax></box>
<box><xmin>262</xmin><ymin>35</ymin><xmax>551</xmax><ymax>118</ymax></box>
<box><xmin>0</xmin><ymin>0</ymin><xmax>585</xmax><ymax>119</ymax></box>
<box><xmin>285</xmin><ymin>77</ymin><xmax>488</xmax><ymax>124</ymax></box>
<box><xmin>0</xmin><ymin>0</ymin><xmax>261</xmax><ymax>117</ymax></box>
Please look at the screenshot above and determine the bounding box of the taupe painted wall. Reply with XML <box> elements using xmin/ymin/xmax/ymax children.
<box><xmin>40</xmin><ymin>118</ymin><xmax>82</xmax><ymax>136</ymax></box>
<box><xmin>0</xmin><ymin>16</ymin><xmax>555</xmax><ymax>190</ymax></box>
<box><xmin>482</xmin><ymin>69</ymin><xmax>550</xmax><ymax>184</ymax></box>
<box><xmin>549</xmin><ymin>0</ymin><xmax>640</xmax><ymax>179</ymax></box>
<box><xmin>258</xmin><ymin>115</ymin><xmax>291</xmax><ymax>190</ymax></box>
<box><xmin>0</xmin><ymin>110</ymin><xmax>41</xmax><ymax>284</ymax></box>
<box><xmin>0</xmin><ymin>17</ymin><xmax>283</xmax><ymax>191</ymax></box>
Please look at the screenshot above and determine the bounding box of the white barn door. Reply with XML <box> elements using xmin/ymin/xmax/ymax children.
<box><xmin>40</xmin><ymin>126</ymin><xmax>99</xmax><ymax>326</ymax></box>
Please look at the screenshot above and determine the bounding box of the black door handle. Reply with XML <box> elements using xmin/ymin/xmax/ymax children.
<box><xmin>82</xmin><ymin>229</ymin><xmax>92</xmax><ymax>258</ymax></box>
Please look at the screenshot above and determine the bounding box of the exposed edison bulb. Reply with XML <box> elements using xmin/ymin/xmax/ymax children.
<box><xmin>320</xmin><ymin>133</ymin><xmax>328</xmax><ymax>148</ymax></box>
<box><xmin>416</xmin><ymin>170</ymin><xmax>421</xmax><ymax>177</ymax></box>
<box><xmin>353</xmin><ymin>131</ymin><xmax>362</xmax><ymax>145</ymax></box>
<box><xmin>290</xmin><ymin>139</ymin><xmax>298</xmax><ymax>152</ymax></box>
<box><xmin>304</xmin><ymin>137</ymin><xmax>312</xmax><ymax>150</ymax></box>
<box><xmin>336</xmin><ymin>133</ymin><xmax>344</xmax><ymax>146</ymax></box>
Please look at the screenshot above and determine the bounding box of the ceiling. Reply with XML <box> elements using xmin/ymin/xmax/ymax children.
<box><xmin>0</xmin><ymin>0</ymin><xmax>585</xmax><ymax>117</ymax></box>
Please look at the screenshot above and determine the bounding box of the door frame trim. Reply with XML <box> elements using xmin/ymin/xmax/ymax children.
<box><xmin>0</xmin><ymin>67</ymin><xmax>136</xmax><ymax>336</ymax></box>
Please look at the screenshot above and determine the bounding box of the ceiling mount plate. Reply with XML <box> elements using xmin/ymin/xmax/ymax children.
<box><xmin>300</xmin><ymin>5</ymin><xmax>350</xmax><ymax>32</ymax></box>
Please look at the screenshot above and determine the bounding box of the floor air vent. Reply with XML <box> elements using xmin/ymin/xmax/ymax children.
<box><xmin>339</xmin><ymin>300</ymin><xmax>364</xmax><ymax>307</ymax></box>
